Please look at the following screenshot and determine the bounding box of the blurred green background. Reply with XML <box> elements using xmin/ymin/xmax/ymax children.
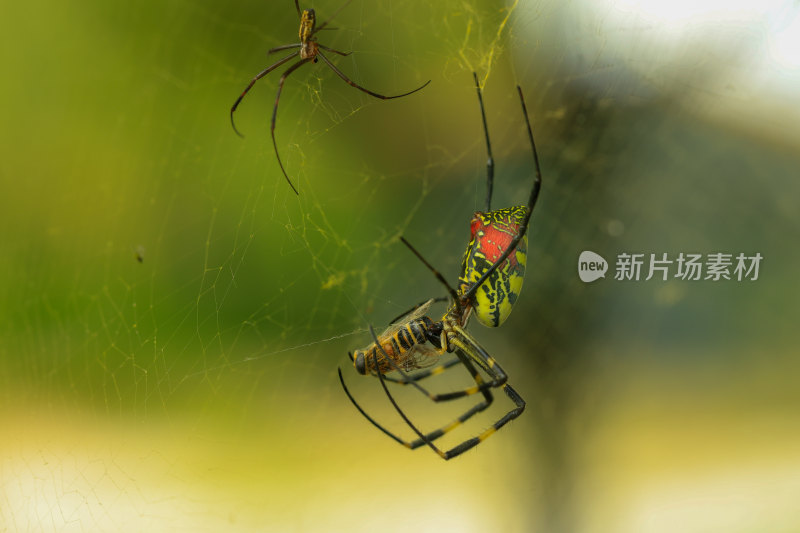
<box><xmin>1</xmin><ymin>0</ymin><xmax>799</xmax><ymax>531</ymax></box>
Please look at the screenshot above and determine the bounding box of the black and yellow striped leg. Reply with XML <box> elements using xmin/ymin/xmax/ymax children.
<box><xmin>377</xmin><ymin>357</ymin><xmax>461</xmax><ymax>385</ymax></box>
<box><xmin>338</xmin><ymin>325</ymin><xmax>499</xmax><ymax>451</ymax></box>
<box><xmin>440</xmin><ymin>383</ymin><xmax>525</xmax><ymax>459</ymax></box>
<box><xmin>337</xmin><ymin>360</ymin><xmax>492</xmax><ymax>452</ymax></box>
<box><xmin>447</xmin><ymin>324</ymin><xmax>508</xmax><ymax>385</ymax></box>
<box><xmin>378</xmin><ymin>348</ymin><xmax>525</xmax><ymax>459</ymax></box>
<box><xmin>374</xmin><ymin>364</ymin><xmax>448</xmax><ymax>458</ymax></box>
<box><xmin>369</xmin><ymin>340</ymin><xmax>501</xmax><ymax>403</ymax></box>
<box><xmin>378</xmin><ymin>326</ymin><xmax>525</xmax><ymax>459</ymax></box>
<box><xmin>398</xmin><ymin>350</ymin><xmax>495</xmax><ymax>450</ymax></box>
<box><xmin>368</xmin><ymin>325</ymin><xmax>505</xmax><ymax>455</ymax></box>
<box><xmin>370</xmin><ymin>348</ymin><xmax>491</xmax><ymax>457</ymax></box>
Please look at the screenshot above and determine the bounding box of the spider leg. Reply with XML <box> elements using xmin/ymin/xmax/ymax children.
<box><xmin>340</xmin><ymin>322</ymin><xmax>502</xmax><ymax>449</ymax></box>
<box><xmin>460</xmin><ymin>84</ymin><xmax>542</xmax><ymax>304</ymax></box>
<box><xmin>294</xmin><ymin>0</ymin><xmax>301</xmax><ymax>17</ymax></box>
<box><xmin>378</xmin><ymin>347</ymin><xmax>495</xmax><ymax>404</ymax></box>
<box><xmin>312</xmin><ymin>0</ymin><xmax>354</xmax><ymax>34</ymax></box>
<box><xmin>377</xmin><ymin>356</ymin><xmax>461</xmax><ymax>385</ymax></box>
<box><xmin>442</xmin><ymin>382</ymin><xmax>525</xmax><ymax>459</ymax></box>
<box><xmin>473</xmin><ymin>72</ymin><xmax>495</xmax><ymax>213</ymax></box>
<box><xmin>441</xmin><ymin>325</ymin><xmax>526</xmax><ymax>458</ymax></box>
<box><xmin>317</xmin><ymin>44</ymin><xmax>351</xmax><ymax>57</ymax></box>
<box><xmin>370</xmin><ymin>321</ymin><xmax>526</xmax><ymax>459</ymax></box>
<box><xmin>340</xmin><ymin>325</ymin><xmax>496</xmax><ymax>455</ymax></box>
<box><xmin>373</xmin><ymin>356</ymin><xmax>488</xmax><ymax>458</ymax></box>
<box><xmin>376</xmin><ymin>324</ymin><xmax>505</xmax><ymax>403</ymax></box>
<box><xmin>338</xmin><ymin>367</ymin><xmax>409</xmax><ymax>448</ymax></box>
<box><xmin>370</xmin><ymin>325</ymin><xmax>499</xmax><ymax>446</ymax></box>
<box><xmin>405</xmin><ymin>326</ymin><xmax>525</xmax><ymax>459</ymax></box>
<box><xmin>270</xmin><ymin>57</ymin><xmax>311</xmax><ymax>195</ymax></box>
<box><xmin>399</xmin><ymin>237</ymin><xmax>461</xmax><ymax>304</ymax></box>
<box><xmin>230</xmin><ymin>51</ymin><xmax>300</xmax><ymax>138</ymax></box>
<box><xmin>373</xmin><ymin>334</ymin><xmax>520</xmax><ymax>459</ymax></box>
<box><xmin>447</xmin><ymin>324</ymin><xmax>508</xmax><ymax>385</ymax></box>
<box><xmin>268</xmin><ymin>43</ymin><xmax>302</xmax><ymax>55</ymax></box>
<box><xmin>365</xmin><ymin>346</ymin><xmax>493</xmax><ymax>402</ymax></box>
<box><xmin>316</xmin><ymin>51</ymin><xmax>430</xmax><ymax>100</ymax></box>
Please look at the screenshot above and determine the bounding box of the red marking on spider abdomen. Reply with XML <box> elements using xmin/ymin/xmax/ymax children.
<box><xmin>471</xmin><ymin>211</ymin><xmax>524</xmax><ymax>268</ymax></box>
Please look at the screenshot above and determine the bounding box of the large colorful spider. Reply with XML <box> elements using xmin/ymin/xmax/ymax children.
<box><xmin>230</xmin><ymin>0</ymin><xmax>430</xmax><ymax>195</ymax></box>
<box><xmin>339</xmin><ymin>73</ymin><xmax>543</xmax><ymax>460</ymax></box>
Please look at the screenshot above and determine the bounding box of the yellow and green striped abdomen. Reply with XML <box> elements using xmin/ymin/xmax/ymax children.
<box><xmin>299</xmin><ymin>9</ymin><xmax>316</xmax><ymax>42</ymax></box>
<box><xmin>458</xmin><ymin>206</ymin><xmax>528</xmax><ymax>327</ymax></box>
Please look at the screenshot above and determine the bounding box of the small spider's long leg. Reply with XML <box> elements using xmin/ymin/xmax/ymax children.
<box><xmin>399</xmin><ymin>237</ymin><xmax>461</xmax><ymax>305</ymax></box>
<box><xmin>317</xmin><ymin>44</ymin><xmax>351</xmax><ymax>57</ymax></box>
<box><xmin>294</xmin><ymin>0</ymin><xmax>301</xmax><ymax>17</ymax></box>
<box><xmin>230</xmin><ymin>51</ymin><xmax>300</xmax><ymax>138</ymax></box>
<box><xmin>461</xmin><ymin>85</ymin><xmax>542</xmax><ymax>304</ymax></box>
<box><xmin>312</xmin><ymin>0</ymin><xmax>354</xmax><ymax>35</ymax></box>
<box><xmin>317</xmin><ymin>51</ymin><xmax>431</xmax><ymax>100</ymax></box>
<box><xmin>270</xmin><ymin>57</ymin><xmax>311</xmax><ymax>195</ymax></box>
<box><xmin>268</xmin><ymin>43</ymin><xmax>302</xmax><ymax>55</ymax></box>
<box><xmin>473</xmin><ymin>72</ymin><xmax>495</xmax><ymax>213</ymax></box>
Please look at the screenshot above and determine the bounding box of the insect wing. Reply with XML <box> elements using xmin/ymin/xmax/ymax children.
<box><xmin>403</xmin><ymin>343</ymin><xmax>441</xmax><ymax>370</ymax></box>
<box><xmin>389</xmin><ymin>298</ymin><xmax>435</xmax><ymax>326</ymax></box>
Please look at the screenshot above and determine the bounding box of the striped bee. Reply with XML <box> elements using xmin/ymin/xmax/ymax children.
<box><xmin>350</xmin><ymin>299</ymin><xmax>444</xmax><ymax>375</ymax></box>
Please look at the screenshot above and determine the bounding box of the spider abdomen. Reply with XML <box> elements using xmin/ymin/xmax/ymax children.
<box><xmin>458</xmin><ymin>206</ymin><xmax>528</xmax><ymax>328</ymax></box>
<box><xmin>299</xmin><ymin>9</ymin><xmax>316</xmax><ymax>41</ymax></box>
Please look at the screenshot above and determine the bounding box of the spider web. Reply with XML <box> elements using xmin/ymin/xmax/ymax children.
<box><xmin>2</xmin><ymin>0</ymin><xmax>800</xmax><ymax>531</ymax></box>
